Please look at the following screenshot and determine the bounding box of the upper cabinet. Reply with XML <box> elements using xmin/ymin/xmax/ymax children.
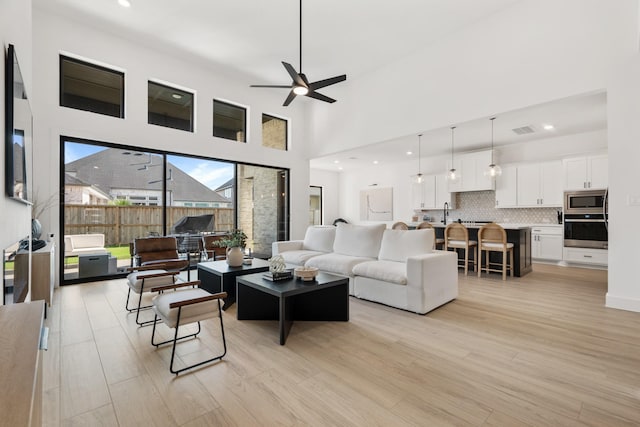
<box><xmin>447</xmin><ymin>150</ymin><xmax>495</xmax><ymax>193</ymax></box>
<box><xmin>412</xmin><ymin>174</ymin><xmax>454</xmax><ymax>210</ymax></box>
<box><xmin>563</xmin><ymin>154</ymin><xmax>608</xmax><ymax>190</ymax></box>
<box><xmin>494</xmin><ymin>164</ymin><xmax>518</xmax><ymax>208</ymax></box>
<box><xmin>495</xmin><ymin>161</ymin><xmax>563</xmax><ymax>208</ymax></box>
<box><xmin>517</xmin><ymin>161</ymin><xmax>563</xmax><ymax>207</ymax></box>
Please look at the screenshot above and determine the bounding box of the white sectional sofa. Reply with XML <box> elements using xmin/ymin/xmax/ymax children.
<box><xmin>272</xmin><ymin>223</ymin><xmax>458</xmax><ymax>314</ymax></box>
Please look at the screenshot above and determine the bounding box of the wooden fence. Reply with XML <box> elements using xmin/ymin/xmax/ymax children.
<box><xmin>64</xmin><ymin>205</ymin><xmax>234</xmax><ymax>246</ymax></box>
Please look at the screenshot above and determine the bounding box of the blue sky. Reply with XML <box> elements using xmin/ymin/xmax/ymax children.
<box><xmin>64</xmin><ymin>141</ymin><xmax>234</xmax><ymax>191</ymax></box>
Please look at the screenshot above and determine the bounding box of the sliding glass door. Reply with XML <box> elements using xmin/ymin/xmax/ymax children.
<box><xmin>61</xmin><ymin>137</ymin><xmax>288</xmax><ymax>284</ymax></box>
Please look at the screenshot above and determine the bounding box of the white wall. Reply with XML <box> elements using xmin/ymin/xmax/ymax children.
<box><xmin>1</xmin><ymin>0</ymin><xmax>32</xmax><ymax>265</ymax></box>
<box><xmin>607</xmin><ymin>54</ymin><xmax>640</xmax><ymax>312</ymax></box>
<box><xmin>309</xmin><ymin>0</ymin><xmax>636</xmax><ymax>157</ymax></box>
<box><xmin>310</xmin><ymin>169</ymin><xmax>339</xmax><ymax>226</ymax></box>
<box><xmin>31</xmin><ymin>9</ymin><xmax>313</xmax><ymax>260</ymax></box>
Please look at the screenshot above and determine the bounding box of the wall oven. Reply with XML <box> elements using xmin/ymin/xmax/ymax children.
<box><xmin>563</xmin><ymin>190</ymin><xmax>608</xmax><ymax>249</ymax></box>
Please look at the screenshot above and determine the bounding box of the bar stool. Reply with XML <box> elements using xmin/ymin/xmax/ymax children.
<box><xmin>478</xmin><ymin>223</ymin><xmax>514</xmax><ymax>280</ymax></box>
<box><xmin>416</xmin><ymin>222</ymin><xmax>445</xmax><ymax>249</ymax></box>
<box><xmin>392</xmin><ymin>221</ymin><xmax>409</xmax><ymax>230</ymax></box>
<box><xmin>444</xmin><ymin>222</ymin><xmax>477</xmax><ymax>275</ymax></box>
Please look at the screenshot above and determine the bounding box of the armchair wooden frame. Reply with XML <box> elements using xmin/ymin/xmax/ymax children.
<box><xmin>150</xmin><ymin>280</ymin><xmax>228</xmax><ymax>375</ymax></box>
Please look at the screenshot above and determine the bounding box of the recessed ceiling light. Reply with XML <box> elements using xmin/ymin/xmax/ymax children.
<box><xmin>543</xmin><ymin>124</ymin><xmax>555</xmax><ymax>130</ymax></box>
<box><xmin>338</xmin><ymin>167</ymin><xmax>343</xmax><ymax>170</ymax></box>
<box><xmin>172</xmin><ymin>93</ymin><xmax>183</xmax><ymax>99</ymax></box>
<box><xmin>333</xmin><ymin>160</ymin><xmax>340</xmax><ymax>164</ymax></box>
<box><xmin>373</xmin><ymin>160</ymin><xmax>379</xmax><ymax>164</ymax></box>
<box><xmin>406</xmin><ymin>151</ymin><xmax>413</xmax><ymax>155</ymax></box>
<box><xmin>118</xmin><ymin>0</ymin><xmax>131</xmax><ymax>7</ymax></box>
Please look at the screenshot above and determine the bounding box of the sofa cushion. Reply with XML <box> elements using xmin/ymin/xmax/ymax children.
<box><xmin>280</xmin><ymin>249</ymin><xmax>325</xmax><ymax>266</ymax></box>
<box><xmin>302</xmin><ymin>226</ymin><xmax>336</xmax><ymax>252</ymax></box>
<box><xmin>378</xmin><ymin>228</ymin><xmax>433</xmax><ymax>262</ymax></box>
<box><xmin>305</xmin><ymin>253</ymin><xmax>374</xmax><ymax>277</ymax></box>
<box><xmin>333</xmin><ymin>223</ymin><xmax>386</xmax><ymax>258</ymax></box>
<box><xmin>352</xmin><ymin>260</ymin><xmax>407</xmax><ymax>285</ymax></box>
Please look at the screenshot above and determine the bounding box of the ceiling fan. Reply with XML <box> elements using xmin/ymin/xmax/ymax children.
<box><xmin>250</xmin><ymin>0</ymin><xmax>347</xmax><ymax>106</ymax></box>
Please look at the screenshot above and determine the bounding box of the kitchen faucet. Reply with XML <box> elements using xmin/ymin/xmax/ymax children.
<box><xmin>443</xmin><ymin>202</ymin><xmax>449</xmax><ymax>225</ymax></box>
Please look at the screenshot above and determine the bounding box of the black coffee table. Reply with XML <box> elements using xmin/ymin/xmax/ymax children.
<box><xmin>197</xmin><ymin>259</ymin><xmax>270</xmax><ymax>310</ymax></box>
<box><xmin>236</xmin><ymin>271</ymin><xmax>349</xmax><ymax>345</ymax></box>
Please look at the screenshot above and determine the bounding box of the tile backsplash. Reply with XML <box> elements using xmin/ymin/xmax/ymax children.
<box><xmin>418</xmin><ymin>191</ymin><xmax>562</xmax><ymax>224</ymax></box>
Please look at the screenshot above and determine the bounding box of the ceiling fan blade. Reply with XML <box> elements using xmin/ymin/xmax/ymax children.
<box><xmin>309</xmin><ymin>74</ymin><xmax>347</xmax><ymax>91</ymax></box>
<box><xmin>250</xmin><ymin>85</ymin><xmax>292</xmax><ymax>89</ymax></box>
<box><xmin>282</xmin><ymin>61</ymin><xmax>306</xmax><ymax>87</ymax></box>
<box><xmin>283</xmin><ymin>90</ymin><xmax>297</xmax><ymax>106</ymax></box>
<box><xmin>306</xmin><ymin>90</ymin><xmax>336</xmax><ymax>103</ymax></box>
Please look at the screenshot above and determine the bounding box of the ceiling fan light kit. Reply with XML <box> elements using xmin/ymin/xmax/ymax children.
<box><xmin>250</xmin><ymin>0</ymin><xmax>346</xmax><ymax>106</ymax></box>
<box><xmin>484</xmin><ymin>116</ymin><xmax>502</xmax><ymax>178</ymax></box>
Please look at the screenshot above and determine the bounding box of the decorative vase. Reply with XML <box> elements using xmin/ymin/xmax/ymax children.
<box><xmin>226</xmin><ymin>246</ymin><xmax>244</xmax><ymax>267</ymax></box>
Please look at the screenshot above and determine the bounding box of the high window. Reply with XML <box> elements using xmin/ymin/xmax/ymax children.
<box><xmin>262</xmin><ymin>114</ymin><xmax>288</xmax><ymax>150</ymax></box>
<box><xmin>148</xmin><ymin>81</ymin><xmax>194</xmax><ymax>132</ymax></box>
<box><xmin>60</xmin><ymin>55</ymin><xmax>124</xmax><ymax>118</ymax></box>
<box><xmin>213</xmin><ymin>99</ymin><xmax>246</xmax><ymax>142</ymax></box>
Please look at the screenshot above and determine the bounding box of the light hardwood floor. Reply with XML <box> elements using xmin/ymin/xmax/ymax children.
<box><xmin>42</xmin><ymin>263</ymin><xmax>640</xmax><ymax>426</ymax></box>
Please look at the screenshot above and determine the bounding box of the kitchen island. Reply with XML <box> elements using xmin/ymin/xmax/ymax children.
<box><xmin>411</xmin><ymin>222</ymin><xmax>532</xmax><ymax>277</ymax></box>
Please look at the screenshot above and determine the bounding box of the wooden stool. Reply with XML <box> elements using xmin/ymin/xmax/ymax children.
<box><xmin>445</xmin><ymin>223</ymin><xmax>477</xmax><ymax>275</ymax></box>
<box><xmin>416</xmin><ymin>222</ymin><xmax>445</xmax><ymax>249</ymax></box>
<box><xmin>478</xmin><ymin>223</ymin><xmax>514</xmax><ymax>280</ymax></box>
<box><xmin>392</xmin><ymin>221</ymin><xmax>409</xmax><ymax>230</ymax></box>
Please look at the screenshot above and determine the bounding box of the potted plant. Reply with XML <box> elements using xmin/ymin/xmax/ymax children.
<box><xmin>212</xmin><ymin>229</ymin><xmax>247</xmax><ymax>267</ymax></box>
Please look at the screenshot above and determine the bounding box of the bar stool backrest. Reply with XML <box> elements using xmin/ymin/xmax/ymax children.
<box><xmin>445</xmin><ymin>222</ymin><xmax>469</xmax><ymax>243</ymax></box>
<box><xmin>478</xmin><ymin>223</ymin><xmax>507</xmax><ymax>247</ymax></box>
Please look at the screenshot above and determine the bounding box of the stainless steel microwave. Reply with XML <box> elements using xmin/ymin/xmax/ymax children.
<box><xmin>564</xmin><ymin>190</ymin><xmax>608</xmax><ymax>215</ymax></box>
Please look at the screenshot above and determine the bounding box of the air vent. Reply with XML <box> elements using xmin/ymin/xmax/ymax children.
<box><xmin>512</xmin><ymin>125</ymin><xmax>535</xmax><ymax>135</ymax></box>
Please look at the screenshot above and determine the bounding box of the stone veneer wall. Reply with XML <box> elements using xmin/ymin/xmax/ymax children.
<box><xmin>237</xmin><ymin>164</ymin><xmax>280</xmax><ymax>255</ymax></box>
<box><xmin>262</xmin><ymin>116</ymin><xmax>287</xmax><ymax>150</ymax></box>
<box><xmin>418</xmin><ymin>190</ymin><xmax>562</xmax><ymax>224</ymax></box>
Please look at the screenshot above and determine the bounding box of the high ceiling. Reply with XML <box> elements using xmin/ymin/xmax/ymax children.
<box><xmin>34</xmin><ymin>0</ymin><xmax>607</xmax><ymax>170</ymax></box>
<box><xmin>34</xmin><ymin>0</ymin><xmax>521</xmax><ymax>83</ymax></box>
<box><xmin>310</xmin><ymin>91</ymin><xmax>607</xmax><ymax>171</ymax></box>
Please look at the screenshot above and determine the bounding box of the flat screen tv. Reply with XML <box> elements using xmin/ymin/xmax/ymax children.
<box><xmin>5</xmin><ymin>43</ymin><xmax>32</xmax><ymax>204</ymax></box>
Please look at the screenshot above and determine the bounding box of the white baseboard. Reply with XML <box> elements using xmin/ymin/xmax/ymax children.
<box><xmin>606</xmin><ymin>293</ymin><xmax>640</xmax><ymax>313</ymax></box>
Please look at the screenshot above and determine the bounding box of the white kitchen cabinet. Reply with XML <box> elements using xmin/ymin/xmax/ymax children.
<box><xmin>447</xmin><ymin>150</ymin><xmax>495</xmax><ymax>193</ymax></box>
<box><xmin>412</xmin><ymin>174</ymin><xmax>454</xmax><ymax>210</ymax></box>
<box><xmin>563</xmin><ymin>247</ymin><xmax>608</xmax><ymax>266</ymax></box>
<box><xmin>434</xmin><ymin>174</ymin><xmax>454</xmax><ymax>208</ymax></box>
<box><xmin>516</xmin><ymin>161</ymin><xmax>563</xmax><ymax>207</ymax></box>
<box><xmin>494</xmin><ymin>164</ymin><xmax>517</xmax><ymax>208</ymax></box>
<box><xmin>563</xmin><ymin>154</ymin><xmax>608</xmax><ymax>190</ymax></box>
<box><xmin>531</xmin><ymin>225</ymin><xmax>563</xmax><ymax>261</ymax></box>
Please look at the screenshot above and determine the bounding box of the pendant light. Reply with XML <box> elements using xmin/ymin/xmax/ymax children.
<box><xmin>412</xmin><ymin>134</ymin><xmax>424</xmax><ymax>184</ymax></box>
<box><xmin>484</xmin><ymin>116</ymin><xmax>502</xmax><ymax>178</ymax></box>
<box><xmin>447</xmin><ymin>126</ymin><xmax>460</xmax><ymax>183</ymax></box>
